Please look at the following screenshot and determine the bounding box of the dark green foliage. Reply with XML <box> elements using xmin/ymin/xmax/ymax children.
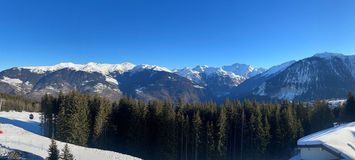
<box><xmin>60</xmin><ymin>144</ymin><xmax>74</xmax><ymax>160</ymax></box>
<box><xmin>341</xmin><ymin>92</ymin><xmax>355</xmax><ymax>122</ymax></box>
<box><xmin>310</xmin><ymin>101</ymin><xmax>334</xmax><ymax>132</ymax></box>
<box><xmin>56</xmin><ymin>92</ymin><xmax>89</xmax><ymax>146</ymax></box>
<box><xmin>88</xmin><ymin>96</ymin><xmax>111</xmax><ymax>146</ymax></box>
<box><xmin>40</xmin><ymin>92</ymin><xmax>344</xmax><ymax>160</ymax></box>
<box><xmin>192</xmin><ymin>111</ymin><xmax>201</xmax><ymax>160</ymax></box>
<box><xmin>0</xmin><ymin>93</ymin><xmax>40</xmax><ymax>112</ymax></box>
<box><xmin>48</xmin><ymin>139</ymin><xmax>60</xmax><ymax>160</ymax></box>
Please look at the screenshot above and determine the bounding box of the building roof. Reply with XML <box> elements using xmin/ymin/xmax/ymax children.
<box><xmin>298</xmin><ymin>122</ymin><xmax>355</xmax><ymax>159</ymax></box>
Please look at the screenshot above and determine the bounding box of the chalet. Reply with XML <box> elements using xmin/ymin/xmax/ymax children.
<box><xmin>291</xmin><ymin>122</ymin><xmax>355</xmax><ymax>160</ymax></box>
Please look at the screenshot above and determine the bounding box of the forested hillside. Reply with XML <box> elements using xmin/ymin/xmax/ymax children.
<box><xmin>40</xmin><ymin>92</ymin><xmax>355</xmax><ymax>160</ymax></box>
<box><xmin>0</xmin><ymin>92</ymin><xmax>40</xmax><ymax>112</ymax></box>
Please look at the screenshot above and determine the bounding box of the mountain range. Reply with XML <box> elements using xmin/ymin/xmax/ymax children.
<box><xmin>1</xmin><ymin>52</ymin><xmax>354</xmax><ymax>102</ymax></box>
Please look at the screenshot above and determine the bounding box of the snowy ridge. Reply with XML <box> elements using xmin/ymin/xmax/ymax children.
<box><xmin>131</xmin><ymin>64</ymin><xmax>172</xmax><ymax>73</ymax></box>
<box><xmin>174</xmin><ymin>68</ymin><xmax>202</xmax><ymax>84</ymax></box>
<box><xmin>313</xmin><ymin>52</ymin><xmax>347</xmax><ymax>59</ymax></box>
<box><xmin>261</xmin><ymin>60</ymin><xmax>296</xmax><ymax>77</ymax></box>
<box><xmin>175</xmin><ymin>63</ymin><xmax>265</xmax><ymax>85</ymax></box>
<box><xmin>22</xmin><ymin>62</ymin><xmax>136</xmax><ymax>75</ymax></box>
<box><xmin>0</xmin><ymin>111</ymin><xmax>140</xmax><ymax>160</ymax></box>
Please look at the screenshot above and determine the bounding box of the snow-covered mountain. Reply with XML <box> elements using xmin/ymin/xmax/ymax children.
<box><xmin>174</xmin><ymin>64</ymin><xmax>265</xmax><ymax>98</ymax></box>
<box><xmin>2</xmin><ymin>62</ymin><xmax>260</xmax><ymax>101</ymax></box>
<box><xmin>2</xmin><ymin>53</ymin><xmax>355</xmax><ymax>102</ymax></box>
<box><xmin>175</xmin><ymin>63</ymin><xmax>265</xmax><ymax>86</ymax></box>
<box><xmin>232</xmin><ymin>52</ymin><xmax>355</xmax><ymax>100</ymax></box>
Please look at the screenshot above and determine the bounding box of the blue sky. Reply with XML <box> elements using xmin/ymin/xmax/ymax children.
<box><xmin>1</xmin><ymin>0</ymin><xmax>355</xmax><ymax>71</ymax></box>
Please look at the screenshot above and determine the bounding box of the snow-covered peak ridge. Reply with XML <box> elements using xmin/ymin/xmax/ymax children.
<box><xmin>222</xmin><ymin>63</ymin><xmax>266</xmax><ymax>77</ymax></box>
<box><xmin>261</xmin><ymin>60</ymin><xmax>296</xmax><ymax>77</ymax></box>
<box><xmin>22</xmin><ymin>62</ymin><xmax>136</xmax><ymax>75</ymax></box>
<box><xmin>174</xmin><ymin>63</ymin><xmax>264</xmax><ymax>86</ymax></box>
<box><xmin>174</xmin><ymin>67</ymin><xmax>202</xmax><ymax>83</ymax></box>
<box><xmin>313</xmin><ymin>52</ymin><xmax>347</xmax><ymax>59</ymax></box>
<box><xmin>131</xmin><ymin>64</ymin><xmax>172</xmax><ymax>73</ymax></box>
<box><xmin>176</xmin><ymin>63</ymin><xmax>265</xmax><ymax>78</ymax></box>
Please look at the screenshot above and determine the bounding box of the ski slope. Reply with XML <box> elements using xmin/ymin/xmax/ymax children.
<box><xmin>0</xmin><ymin>111</ymin><xmax>141</xmax><ymax>160</ymax></box>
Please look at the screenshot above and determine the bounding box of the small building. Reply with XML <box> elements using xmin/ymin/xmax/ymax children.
<box><xmin>291</xmin><ymin>122</ymin><xmax>355</xmax><ymax>160</ymax></box>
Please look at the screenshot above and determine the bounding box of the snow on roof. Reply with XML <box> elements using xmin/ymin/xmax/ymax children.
<box><xmin>298</xmin><ymin>122</ymin><xmax>355</xmax><ymax>159</ymax></box>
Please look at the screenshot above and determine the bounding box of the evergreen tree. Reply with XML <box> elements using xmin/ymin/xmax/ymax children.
<box><xmin>192</xmin><ymin>111</ymin><xmax>201</xmax><ymax>160</ymax></box>
<box><xmin>342</xmin><ymin>92</ymin><xmax>355</xmax><ymax>122</ymax></box>
<box><xmin>41</xmin><ymin>94</ymin><xmax>55</xmax><ymax>137</ymax></box>
<box><xmin>206</xmin><ymin>122</ymin><xmax>215</xmax><ymax>160</ymax></box>
<box><xmin>60</xmin><ymin>144</ymin><xmax>74</xmax><ymax>160</ymax></box>
<box><xmin>48</xmin><ymin>139</ymin><xmax>60</xmax><ymax>160</ymax></box>
<box><xmin>38</xmin><ymin>91</ymin><xmax>341</xmax><ymax>160</ymax></box>
<box><xmin>56</xmin><ymin>92</ymin><xmax>89</xmax><ymax>146</ymax></box>
<box><xmin>88</xmin><ymin>96</ymin><xmax>111</xmax><ymax>146</ymax></box>
<box><xmin>216</xmin><ymin>107</ymin><xmax>227</xmax><ymax>159</ymax></box>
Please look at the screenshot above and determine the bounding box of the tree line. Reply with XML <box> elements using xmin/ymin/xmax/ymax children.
<box><xmin>0</xmin><ymin>93</ymin><xmax>40</xmax><ymax>112</ymax></box>
<box><xmin>41</xmin><ymin>92</ymin><xmax>355</xmax><ymax>160</ymax></box>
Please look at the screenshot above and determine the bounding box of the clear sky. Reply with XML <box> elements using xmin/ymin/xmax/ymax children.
<box><xmin>1</xmin><ymin>0</ymin><xmax>355</xmax><ymax>71</ymax></box>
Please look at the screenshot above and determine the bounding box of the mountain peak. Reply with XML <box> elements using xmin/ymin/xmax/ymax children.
<box><xmin>22</xmin><ymin>62</ymin><xmax>136</xmax><ymax>75</ymax></box>
<box><xmin>313</xmin><ymin>52</ymin><xmax>345</xmax><ymax>59</ymax></box>
<box><xmin>131</xmin><ymin>64</ymin><xmax>172</xmax><ymax>73</ymax></box>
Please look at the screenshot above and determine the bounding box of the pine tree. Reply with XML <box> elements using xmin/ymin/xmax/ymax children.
<box><xmin>206</xmin><ymin>122</ymin><xmax>215</xmax><ymax>160</ymax></box>
<box><xmin>48</xmin><ymin>139</ymin><xmax>60</xmax><ymax>160</ymax></box>
<box><xmin>88</xmin><ymin>96</ymin><xmax>111</xmax><ymax>146</ymax></box>
<box><xmin>343</xmin><ymin>92</ymin><xmax>355</xmax><ymax>122</ymax></box>
<box><xmin>192</xmin><ymin>111</ymin><xmax>201</xmax><ymax>160</ymax></box>
<box><xmin>56</xmin><ymin>92</ymin><xmax>90</xmax><ymax>146</ymax></box>
<box><xmin>60</xmin><ymin>144</ymin><xmax>74</xmax><ymax>160</ymax></box>
<box><xmin>41</xmin><ymin>94</ymin><xmax>55</xmax><ymax>137</ymax></box>
<box><xmin>216</xmin><ymin>107</ymin><xmax>227</xmax><ymax>158</ymax></box>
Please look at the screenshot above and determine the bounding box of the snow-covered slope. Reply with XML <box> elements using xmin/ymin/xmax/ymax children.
<box><xmin>0</xmin><ymin>111</ymin><xmax>140</xmax><ymax>160</ymax></box>
<box><xmin>259</xmin><ymin>60</ymin><xmax>296</xmax><ymax>77</ymax></box>
<box><xmin>298</xmin><ymin>122</ymin><xmax>355</xmax><ymax>159</ymax></box>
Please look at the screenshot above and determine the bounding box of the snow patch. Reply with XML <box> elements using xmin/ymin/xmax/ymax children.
<box><xmin>327</xmin><ymin>99</ymin><xmax>346</xmax><ymax>108</ymax></box>
<box><xmin>255</xmin><ymin>82</ymin><xmax>266</xmax><ymax>96</ymax></box>
<box><xmin>0</xmin><ymin>76</ymin><xmax>24</xmax><ymax>90</ymax></box>
<box><xmin>193</xmin><ymin>85</ymin><xmax>204</xmax><ymax>89</ymax></box>
<box><xmin>0</xmin><ymin>76</ymin><xmax>23</xmax><ymax>86</ymax></box>
<box><xmin>105</xmin><ymin>76</ymin><xmax>118</xmax><ymax>85</ymax></box>
<box><xmin>274</xmin><ymin>86</ymin><xmax>307</xmax><ymax>100</ymax></box>
<box><xmin>94</xmin><ymin>83</ymin><xmax>108</xmax><ymax>93</ymax></box>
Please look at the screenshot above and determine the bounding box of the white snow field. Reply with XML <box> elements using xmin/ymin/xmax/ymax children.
<box><xmin>0</xmin><ymin>111</ymin><xmax>141</xmax><ymax>160</ymax></box>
